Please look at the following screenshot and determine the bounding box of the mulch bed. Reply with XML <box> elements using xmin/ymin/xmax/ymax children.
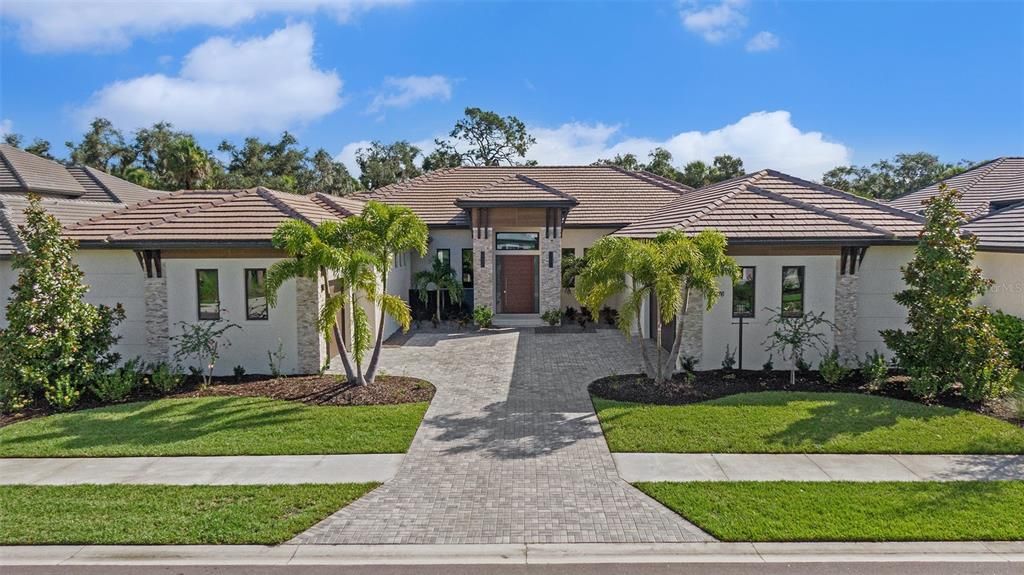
<box><xmin>176</xmin><ymin>374</ymin><xmax>435</xmax><ymax>406</ymax></box>
<box><xmin>589</xmin><ymin>370</ymin><xmax>1023</xmax><ymax>425</ymax></box>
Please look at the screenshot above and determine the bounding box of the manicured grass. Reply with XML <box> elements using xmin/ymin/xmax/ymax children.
<box><xmin>0</xmin><ymin>483</ymin><xmax>375</xmax><ymax>544</ymax></box>
<box><xmin>637</xmin><ymin>481</ymin><xmax>1024</xmax><ymax>541</ymax></box>
<box><xmin>594</xmin><ymin>391</ymin><xmax>1024</xmax><ymax>454</ymax></box>
<box><xmin>0</xmin><ymin>396</ymin><xmax>428</xmax><ymax>456</ymax></box>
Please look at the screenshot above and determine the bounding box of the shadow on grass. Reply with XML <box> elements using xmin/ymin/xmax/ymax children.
<box><xmin>0</xmin><ymin>396</ymin><xmax>308</xmax><ymax>454</ymax></box>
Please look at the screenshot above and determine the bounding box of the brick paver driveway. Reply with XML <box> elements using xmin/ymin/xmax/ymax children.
<box><xmin>293</xmin><ymin>329</ymin><xmax>711</xmax><ymax>544</ymax></box>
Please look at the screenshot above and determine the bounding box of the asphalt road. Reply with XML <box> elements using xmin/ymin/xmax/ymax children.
<box><xmin>6</xmin><ymin>563</ymin><xmax>1020</xmax><ymax>575</ymax></box>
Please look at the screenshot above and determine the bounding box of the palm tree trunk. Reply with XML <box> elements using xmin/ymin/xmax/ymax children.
<box><xmin>320</xmin><ymin>268</ymin><xmax>358</xmax><ymax>384</ymax></box>
<box><xmin>436</xmin><ymin>288</ymin><xmax>442</xmax><ymax>321</ymax></box>
<box><xmin>655</xmin><ymin>316</ymin><xmax>664</xmax><ymax>384</ymax></box>
<box><xmin>364</xmin><ymin>268</ymin><xmax>389</xmax><ymax>384</ymax></box>
<box><xmin>664</xmin><ymin>284</ymin><xmax>691</xmax><ymax>378</ymax></box>
<box><xmin>635</xmin><ymin>311</ymin><xmax>656</xmax><ymax>380</ymax></box>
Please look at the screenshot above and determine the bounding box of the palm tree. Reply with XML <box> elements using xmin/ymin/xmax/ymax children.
<box><xmin>414</xmin><ymin>257</ymin><xmax>463</xmax><ymax>323</ymax></box>
<box><xmin>339</xmin><ymin>201</ymin><xmax>429</xmax><ymax>384</ymax></box>
<box><xmin>265</xmin><ymin>220</ymin><xmax>377</xmax><ymax>385</ymax></box>
<box><xmin>575</xmin><ymin>230</ymin><xmax>737</xmax><ymax>384</ymax></box>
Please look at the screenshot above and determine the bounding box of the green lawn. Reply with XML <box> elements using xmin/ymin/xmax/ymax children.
<box><xmin>637</xmin><ymin>481</ymin><xmax>1024</xmax><ymax>541</ymax></box>
<box><xmin>594</xmin><ymin>391</ymin><xmax>1024</xmax><ymax>454</ymax></box>
<box><xmin>0</xmin><ymin>483</ymin><xmax>375</xmax><ymax>544</ymax></box>
<box><xmin>0</xmin><ymin>396</ymin><xmax>428</xmax><ymax>456</ymax></box>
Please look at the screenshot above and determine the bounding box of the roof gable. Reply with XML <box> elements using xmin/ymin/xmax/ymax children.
<box><xmin>455</xmin><ymin>173</ymin><xmax>578</xmax><ymax>208</ymax></box>
<box><xmin>0</xmin><ymin>144</ymin><xmax>86</xmax><ymax>197</ymax></box>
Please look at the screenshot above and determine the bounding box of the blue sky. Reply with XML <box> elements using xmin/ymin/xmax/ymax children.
<box><xmin>1</xmin><ymin>0</ymin><xmax>1022</xmax><ymax>179</ymax></box>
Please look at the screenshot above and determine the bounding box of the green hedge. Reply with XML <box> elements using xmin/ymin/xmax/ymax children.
<box><xmin>992</xmin><ymin>311</ymin><xmax>1024</xmax><ymax>369</ymax></box>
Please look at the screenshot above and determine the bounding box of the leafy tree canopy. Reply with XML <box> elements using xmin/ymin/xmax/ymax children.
<box><xmin>355</xmin><ymin>140</ymin><xmax>423</xmax><ymax>190</ymax></box>
<box><xmin>823</xmin><ymin>152</ymin><xmax>973</xmax><ymax>200</ymax></box>
<box><xmin>432</xmin><ymin>107</ymin><xmax>537</xmax><ymax>167</ymax></box>
<box><xmin>595</xmin><ymin>149</ymin><xmax>745</xmax><ymax>189</ymax></box>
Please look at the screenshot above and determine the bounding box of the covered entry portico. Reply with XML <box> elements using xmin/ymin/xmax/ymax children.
<box><xmin>456</xmin><ymin>173</ymin><xmax>578</xmax><ymax>320</ymax></box>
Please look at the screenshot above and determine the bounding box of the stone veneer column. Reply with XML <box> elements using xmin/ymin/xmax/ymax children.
<box><xmin>472</xmin><ymin>209</ymin><xmax>495</xmax><ymax>312</ymax></box>
<box><xmin>539</xmin><ymin>221</ymin><xmax>562</xmax><ymax>314</ymax></box>
<box><xmin>144</xmin><ymin>276</ymin><xmax>170</xmax><ymax>364</ymax></box>
<box><xmin>834</xmin><ymin>271</ymin><xmax>860</xmax><ymax>364</ymax></box>
<box><xmin>680</xmin><ymin>294</ymin><xmax>704</xmax><ymax>366</ymax></box>
<box><xmin>295</xmin><ymin>276</ymin><xmax>327</xmax><ymax>374</ymax></box>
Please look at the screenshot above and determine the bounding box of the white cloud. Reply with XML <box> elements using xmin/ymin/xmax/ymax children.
<box><xmin>746</xmin><ymin>31</ymin><xmax>779</xmax><ymax>52</ymax></box>
<box><xmin>1</xmin><ymin>0</ymin><xmax>408</xmax><ymax>52</ymax></box>
<box><xmin>523</xmin><ymin>111</ymin><xmax>850</xmax><ymax>180</ymax></box>
<box><xmin>680</xmin><ymin>0</ymin><xmax>748</xmax><ymax>43</ymax></box>
<box><xmin>368</xmin><ymin>75</ymin><xmax>452</xmax><ymax>113</ymax></box>
<box><xmin>336</xmin><ymin>140</ymin><xmax>371</xmax><ymax>176</ymax></box>
<box><xmin>76</xmin><ymin>23</ymin><xmax>342</xmax><ymax>134</ymax></box>
<box><xmin>0</xmin><ymin>119</ymin><xmax>12</xmax><ymax>137</ymax></box>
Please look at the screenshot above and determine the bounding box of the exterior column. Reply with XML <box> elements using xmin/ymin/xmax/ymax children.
<box><xmin>680</xmin><ymin>294</ymin><xmax>704</xmax><ymax>366</ymax></box>
<box><xmin>472</xmin><ymin>208</ymin><xmax>495</xmax><ymax>312</ymax></box>
<box><xmin>295</xmin><ymin>276</ymin><xmax>326</xmax><ymax>374</ymax></box>
<box><xmin>144</xmin><ymin>276</ymin><xmax>170</xmax><ymax>364</ymax></box>
<box><xmin>539</xmin><ymin>211</ymin><xmax>562</xmax><ymax>315</ymax></box>
<box><xmin>834</xmin><ymin>271</ymin><xmax>859</xmax><ymax>364</ymax></box>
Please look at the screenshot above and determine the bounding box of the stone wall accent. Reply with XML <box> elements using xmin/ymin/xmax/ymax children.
<box><xmin>834</xmin><ymin>272</ymin><xmax>859</xmax><ymax>364</ymax></box>
<box><xmin>680</xmin><ymin>293</ymin><xmax>704</xmax><ymax>367</ymax></box>
<box><xmin>539</xmin><ymin>227</ymin><xmax>562</xmax><ymax>315</ymax></box>
<box><xmin>296</xmin><ymin>276</ymin><xmax>326</xmax><ymax>374</ymax></box>
<box><xmin>472</xmin><ymin>218</ymin><xmax>494</xmax><ymax>312</ymax></box>
<box><xmin>144</xmin><ymin>276</ymin><xmax>170</xmax><ymax>364</ymax></box>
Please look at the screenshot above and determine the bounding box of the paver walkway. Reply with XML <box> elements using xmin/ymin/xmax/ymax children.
<box><xmin>294</xmin><ymin>329</ymin><xmax>712</xmax><ymax>544</ymax></box>
<box><xmin>614</xmin><ymin>453</ymin><xmax>1024</xmax><ymax>482</ymax></box>
<box><xmin>0</xmin><ymin>455</ymin><xmax>402</xmax><ymax>485</ymax></box>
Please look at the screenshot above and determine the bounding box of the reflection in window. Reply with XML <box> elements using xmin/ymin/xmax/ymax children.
<box><xmin>781</xmin><ymin>266</ymin><xmax>805</xmax><ymax>317</ymax></box>
<box><xmin>246</xmin><ymin>269</ymin><xmax>268</xmax><ymax>320</ymax></box>
<box><xmin>436</xmin><ymin>248</ymin><xmax>451</xmax><ymax>268</ymax></box>
<box><xmin>562</xmin><ymin>247</ymin><xmax>575</xmax><ymax>259</ymax></box>
<box><xmin>462</xmin><ymin>248</ymin><xmax>474</xmax><ymax>288</ymax></box>
<box><xmin>196</xmin><ymin>269</ymin><xmax>220</xmax><ymax>320</ymax></box>
<box><xmin>495</xmin><ymin>232</ymin><xmax>539</xmax><ymax>251</ymax></box>
<box><xmin>732</xmin><ymin>267</ymin><xmax>755</xmax><ymax>318</ymax></box>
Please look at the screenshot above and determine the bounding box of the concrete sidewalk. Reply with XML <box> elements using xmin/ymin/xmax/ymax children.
<box><xmin>613</xmin><ymin>453</ymin><xmax>1024</xmax><ymax>482</ymax></box>
<box><xmin>3</xmin><ymin>542</ymin><xmax>1023</xmax><ymax>566</ymax></box>
<box><xmin>0</xmin><ymin>455</ymin><xmax>403</xmax><ymax>485</ymax></box>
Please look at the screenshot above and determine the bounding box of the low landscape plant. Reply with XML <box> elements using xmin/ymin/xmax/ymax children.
<box><xmin>148</xmin><ymin>362</ymin><xmax>184</xmax><ymax>394</ymax></box>
<box><xmin>721</xmin><ymin>345</ymin><xmax>736</xmax><ymax>371</ymax></box>
<box><xmin>599</xmin><ymin>306</ymin><xmax>619</xmax><ymax>326</ymax></box>
<box><xmin>172</xmin><ymin>319</ymin><xmax>241</xmax><ymax>388</ymax></box>
<box><xmin>233</xmin><ymin>365</ymin><xmax>246</xmax><ymax>383</ymax></box>
<box><xmin>762</xmin><ymin>355</ymin><xmax>774</xmax><ymax>373</ymax></box>
<box><xmin>90</xmin><ymin>358</ymin><xmax>145</xmax><ymax>403</ymax></box>
<box><xmin>860</xmin><ymin>350</ymin><xmax>889</xmax><ymax>389</ymax></box>
<box><xmin>992</xmin><ymin>311</ymin><xmax>1024</xmax><ymax>369</ymax></box>
<box><xmin>819</xmin><ymin>347</ymin><xmax>851</xmax><ymax>384</ymax></box>
<box><xmin>472</xmin><ymin>305</ymin><xmax>494</xmax><ymax>328</ymax></box>
<box><xmin>267</xmin><ymin>338</ymin><xmax>286</xmax><ymax>378</ymax></box>
<box><xmin>541</xmin><ymin>309</ymin><xmax>562</xmax><ymax>326</ymax></box>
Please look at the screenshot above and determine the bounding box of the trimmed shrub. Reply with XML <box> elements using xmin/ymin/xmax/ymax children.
<box><xmin>541</xmin><ymin>309</ymin><xmax>562</xmax><ymax>326</ymax></box>
<box><xmin>472</xmin><ymin>305</ymin><xmax>494</xmax><ymax>328</ymax></box>
<box><xmin>148</xmin><ymin>362</ymin><xmax>185</xmax><ymax>395</ymax></box>
<box><xmin>860</xmin><ymin>350</ymin><xmax>889</xmax><ymax>388</ymax></box>
<box><xmin>992</xmin><ymin>311</ymin><xmax>1024</xmax><ymax>369</ymax></box>
<box><xmin>819</xmin><ymin>347</ymin><xmax>851</xmax><ymax>384</ymax></box>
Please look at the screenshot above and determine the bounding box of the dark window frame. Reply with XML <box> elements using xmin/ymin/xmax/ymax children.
<box><xmin>436</xmin><ymin>248</ymin><xmax>451</xmax><ymax>269</ymax></box>
<box><xmin>732</xmin><ymin>266</ymin><xmax>756</xmax><ymax>318</ymax></box>
<box><xmin>196</xmin><ymin>269</ymin><xmax>220</xmax><ymax>321</ymax></box>
<box><xmin>461</xmin><ymin>248</ymin><xmax>474</xmax><ymax>288</ymax></box>
<box><xmin>561</xmin><ymin>247</ymin><xmax>576</xmax><ymax>259</ymax></box>
<box><xmin>780</xmin><ymin>265</ymin><xmax>805</xmax><ymax>317</ymax></box>
<box><xmin>244</xmin><ymin>268</ymin><xmax>269</xmax><ymax>321</ymax></box>
<box><xmin>495</xmin><ymin>231</ymin><xmax>540</xmax><ymax>251</ymax></box>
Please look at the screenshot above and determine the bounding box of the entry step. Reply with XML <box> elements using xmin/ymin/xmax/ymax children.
<box><xmin>492</xmin><ymin>314</ymin><xmax>546</xmax><ymax>328</ymax></box>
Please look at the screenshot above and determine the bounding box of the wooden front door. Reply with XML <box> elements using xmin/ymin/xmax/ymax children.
<box><xmin>500</xmin><ymin>255</ymin><xmax>536</xmax><ymax>314</ymax></box>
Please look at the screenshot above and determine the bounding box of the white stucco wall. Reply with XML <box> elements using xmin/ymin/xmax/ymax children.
<box><xmin>164</xmin><ymin>257</ymin><xmax>299</xmax><ymax>376</ymax></box>
<box><xmin>854</xmin><ymin>246</ymin><xmax>914</xmax><ymax>359</ymax></box>
<box><xmin>703</xmin><ymin>255</ymin><xmax>839</xmax><ymax>371</ymax></box>
<box><xmin>77</xmin><ymin>250</ymin><xmax>149</xmax><ymax>363</ymax></box>
<box><xmin>377</xmin><ymin>250</ymin><xmax>414</xmax><ymax>341</ymax></box>
<box><xmin>977</xmin><ymin>251</ymin><xmax>1024</xmax><ymax>316</ymax></box>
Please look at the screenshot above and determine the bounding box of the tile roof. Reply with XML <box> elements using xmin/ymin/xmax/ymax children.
<box><xmin>615</xmin><ymin>169</ymin><xmax>924</xmax><ymax>243</ymax></box>
<box><xmin>0</xmin><ymin>193</ymin><xmax>128</xmax><ymax>256</ymax></box>
<box><xmin>0</xmin><ymin>143</ymin><xmax>167</xmax><ymax>203</ymax></box>
<box><xmin>356</xmin><ymin>166</ymin><xmax>691</xmax><ymax>227</ymax></box>
<box><xmin>65</xmin><ymin>187</ymin><xmax>362</xmax><ymax>247</ymax></box>
<box><xmin>889</xmin><ymin>157</ymin><xmax>1024</xmax><ymax>219</ymax></box>
<box><xmin>963</xmin><ymin>200</ymin><xmax>1024</xmax><ymax>252</ymax></box>
<box><xmin>455</xmin><ymin>173</ymin><xmax>578</xmax><ymax>208</ymax></box>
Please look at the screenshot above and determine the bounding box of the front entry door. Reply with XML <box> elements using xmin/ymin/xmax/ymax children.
<box><xmin>499</xmin><ymin>255</ymin><xmax>537</xmax><ymax>314</ymax></box>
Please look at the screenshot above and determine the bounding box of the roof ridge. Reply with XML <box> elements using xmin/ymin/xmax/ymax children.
<box><xmin>888</xmin><ymin>157</ymin><xmax>1002</xmax><ymax>205</ymax></box>
<box><xmin>761</xmin><ymin>169</ymin><xmax>926</xmax><ymax>223</ymax></box>
<box><xmin>311</xmin><ymin>192</ymin><xmax>361</xmax><ymax>217</ymax></box>
<box><xmin>254</xmin><ymin>187</ymin><xmax>317</xmax><ymax>225</ymax></box>
<box><xmin>626</xmin><ymin>169</ymin><xmax>694</xmax><ymax>194</ymax></box>
<box><xmin>968</xmin><ymin>198</ymin><xmax>1024</xmax><ymax>222</ymax></box>
<box><xmin>0</xmin><ymin>147</ymin><xmax>30</xmax><ymax>190</ymax></box>
<box><xmin>105</xmin><ymin>189</ymin><xmax>252</xmax><ymax>241</ymax></box>
<box><xmin>675</xmin><ymin>179</ymin><xmax>754</xmax><ymax>232</ymax></box>
<box><xmin>70</xmin><ymin>165</ymin><xmax>120</xmax><ymax>203</ymax></box>
<box><xmin>362</xmin><ymin>168</ymin><xmax>458</xmax><ymax>200</ymax></box>
<box><xmin>746</xmin><ymin>184</ymin><xmax>896</xmax><ymax>238</ymax></box>
<box><xmin>64</xmin><ymin>188</ymin><xmax>195</xmax><ymax>231</ymax></box>
<box><xmin>0</xmin><ymin>206</ymin><xmax>26</xmax><ymax>254</ymax></box>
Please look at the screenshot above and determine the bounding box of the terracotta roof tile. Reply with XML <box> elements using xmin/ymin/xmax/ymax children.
<box><xmin>615</xmin><ymin>170</ymin><xmax>924</xmax><ymax>243</ymax></box>
<box><xmin>0</xmin><ymin>144</ymin><xmax>86</xmax><ymax>197</ymax></box>
<box><xmin>889</xmin><ymin>157</ymin><xmax>1024</xmax><ymax>218</ymax></box>
<box><xmin>356</xmin><ymin>166</ymin><xmax>690</xmax><ymax>227</ymax></box>
<box><xmin>65</xmin><ymin>188</ymin><xmax>361</xmax><ymax>247</ymax></box>
<box><xmin>455</xmin><ymin>173</ymin><xmax>578</xmax><ymax>207</ymax></box>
